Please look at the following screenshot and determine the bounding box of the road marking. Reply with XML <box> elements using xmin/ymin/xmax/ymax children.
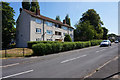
<box><xmin>83</xmin><ymin>55</ymin><xmax>119</xmax><ymax>79</ymax></box>
<box><xmin>96</xmin><ymin>49</ymin><xmax>106</xmax><ymax>53</ymax></box>
<box><xmin>61</xmin><ymin>55</ymin><xmax>87</xmax><ymax>63</ymax></box>
<box><xmin>1</xmin><ymin>70</ymin><xmax>33</xmax><ymax>79</ymax></box>
<box><xmin>0</xmin><ymin>63</ymin><xmax>20</xmax><ymax>68</ymax></box>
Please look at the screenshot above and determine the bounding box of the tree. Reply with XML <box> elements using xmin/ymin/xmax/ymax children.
<box><xmin>22</xmin><ymin>0</ymin><xmax>30</xmax><ymax>10</ymax></box>
<box><xmin>2</xmin><ymin>2</ymin><xmax>15</xmax><ymax>48</ymax></box>
<box><xmin>30</xmin><ymin>0</ymin><xmax>40</xmax><ymax>13</ymax></box>
<box><xmin>74</xmin><ymin>21</ymin><xmax>95</xmax><ymax>41</ymax></box>
<box><xmin>55</xmin><ymin>16</ymin><xmax>61</xmax><ymax>21</ymax></box>
<box><xmin>65</xmin><ymin>14</ymin><xmax>71</xmax><ymax>26</ymax></box>
<box><xmin>102</xmin><ymin>27</ymin><xmax>108</xmax><ymax>39</ymax></box>
<box><xmin>64</xmin><ymin>34</ymin><xmax>72</xmax><ymax>42</ymax></box>
<box><xmin>80</xmin><ymin>9</ymin><xmax>104</xmax><ymax>39</ymax></box>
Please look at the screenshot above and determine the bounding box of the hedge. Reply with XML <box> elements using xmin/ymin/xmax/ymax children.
<box><xmin>27</xmin><ymin>41</ymin><xmax>61</xmax><ymax>49</ymax></box>
<box><xmin>32</xmin><ymin>40</ymin><xmax>102</xmax><ymax>56</ymax></box>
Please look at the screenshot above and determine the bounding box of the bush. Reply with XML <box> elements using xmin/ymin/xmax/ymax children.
<box><xmin>32</xmin><ymin>40</ymin><xmax>102</xmax><ymax>56</ymax></box>
<box><xmin>90</xmin><ymin>40</ymin><xmax>102</xmax><ymax>46</ymax></box>
<box><xmin>32</xmin><ymin>43</ymin><xmax>46</xmax><ymax>56</ymax></box>
<box><xmin>64</xmin><ymin>34</ymin><xmax>72</xmax><ymax>42</ymax></box>
<box><xmin>28</xmin><ymin>41</ymin><xmax>60</xmax><ymax>49</ymax></box>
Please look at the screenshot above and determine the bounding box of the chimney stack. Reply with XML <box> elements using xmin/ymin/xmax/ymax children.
<box><xmin>63</xmin><ymin>19</ymin><xmax>66</xmax><ymax>24</ymax></box>
<box><xmin>36</xmin><ymin>9</ymin><xmax>40</xmax><ymax>15</ymax></box>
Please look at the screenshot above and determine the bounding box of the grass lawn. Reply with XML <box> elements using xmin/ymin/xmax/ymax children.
<box><xmin>0</xmin><ymin>48</ymin><xmax>33</xmax><ymax>58</ymax></box>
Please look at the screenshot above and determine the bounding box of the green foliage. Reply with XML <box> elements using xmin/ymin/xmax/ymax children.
<box><xmin>55</xmin><ymin>16</ymin><xmax>61</xmax><ymax>21</ymax></box>
<box><xmin>32</xmin><ymin>40</ymin><xmax>102</xmax><ymax>56</ymax></box>
<box><xmin>65</xmin><ymin>14</ymin><xmax>71</xmax><ymax>26</ymax></box>
<box><xmin>90</xmin><ymin>40</ymin><xmax>102</xmax><ymax>46</ymax></box>
<box><xmin>22</xmin><ymin>0</ymin><xmax>30</xmax><ymax>10</ymax></box>
<box><xmin>32</xmin><ymin>43</ymin><xmax>46</xmax><ymax>56</ymax></box>
<box><xmin>27</xmin><ymin>41</ymin><xmax>61</xmax><ymax>48</ymax></box>
<box><xmin>64</xmin><ymin>34</ymin><xmax>72</xmax><ymax>42</ymax></box>
<box><xmin>75</xmin><ymin>9</ymin><xmax>105</xmax><ymax>41</ymax></box>
<box><xmin>102</xmin><ymin>27</ymin><xmax>108</xmax><ymax>39</ymax></box>
<box><xmin>2</xmin><ymin>2</ymin><xmax>16</xmax><ymax>48</ymax></box>
<box><xmin>74</xmin><ymin>21</ymin><xmax>95</xmax><ymax>41</ymax></box>
<box><xmin>30</xmin><ymin>0</ymin><xmax>40</xmax><ymax>12</ymax></box>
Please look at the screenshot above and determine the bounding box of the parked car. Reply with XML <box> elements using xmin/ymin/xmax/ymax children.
<box><xmin>115</xmin><ymin>40</ymin><xmax>119</xmax><ymax>43</ymax></box>
<box><xmin>100</xmin><ymin>40</ymin><xmax>111</xmax><ymax>47</ymax></box>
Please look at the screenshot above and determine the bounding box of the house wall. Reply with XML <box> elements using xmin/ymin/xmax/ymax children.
<box><xmin>30</xmin><ymin>17</ymin><xmax>43</xmax><ymax>41</ymax></box>
<box><xmin>16</xmin><ymin>10</ymin><xmax>31</xmax><ymax>47</ymax></box>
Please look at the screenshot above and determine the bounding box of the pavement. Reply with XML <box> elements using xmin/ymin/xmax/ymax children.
<box><xmin>1</xmin><ymin>43</ymin><xmax>119</xmax><ymax>79</ymax></box>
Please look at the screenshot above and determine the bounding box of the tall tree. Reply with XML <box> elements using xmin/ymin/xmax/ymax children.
<box><xmin>55</xmin><ymin>16</ymin><xmax>61</xmax><ymax>21</ymax></box>
<box><xmin>30</xmin><ymin>0</ymin><xmax>40</xmax><ymax>13</ymax></box>
<box><xmin>80</xmin><ymin>9</ymin><xmax>104</xmax><ymax>39</ymax></box>
<box><xmin>1</xmin><ymin>2</ymin><xmax>15</xmax><ymax>48</ymax></box>
<box><xmin>65</xmin><ymin>14</ymin><xmax>71</xmax><ymax>26</ymax></box>
<box><xmin>102</xmin><ymin>27</ymin><xmax>108</xmax><ymax>39</ymax></box>
<box><xmin>22</xmin><ymin>0</ymin><xmax>30</xmax><ymax>10</ymax></box>
<box><xmin>74</xmin><ymin>21</ymin><xmax>95</xmax><ymax>41</ymax></box>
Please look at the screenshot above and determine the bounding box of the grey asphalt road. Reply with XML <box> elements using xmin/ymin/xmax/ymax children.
<box><xmin>1</xmin><ymin>43</ymin><xmax>119</xmax><ymax>79</ymax></box>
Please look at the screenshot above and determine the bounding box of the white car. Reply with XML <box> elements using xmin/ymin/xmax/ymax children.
<box><xmin>115</xmin><ymin>40</ymin><xmax>119</xmax><ymax>43</ymax></box>
<box><xmin>100</xmin><ymin>40</ymin><xmax>111</xmax><ymax>47</ymax></box>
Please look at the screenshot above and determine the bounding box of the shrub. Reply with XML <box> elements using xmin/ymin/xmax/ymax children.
<box><xmin>28</xmin><ymin>41</ymin><xmax>60</xmax><ymax>48</ymax></box>
<box><xmin>52</xmin><ymin>43</ymin><xmax>63</xmax><ymax>53</ymax></box>
<box><xmin>32</xmin><ymin>43</ymin><xmax>46</xmax><ymax>56</ymax></box>
<box><xmin>90</xmin><ymin>40</ymin><xmax>102</xmax><ymax>46</ymax></box>
<box><xmin>64</xmin><ymin>34</ymin><xmax>72</xmax><ymax>42</ymax></box>
<box><xmin>32</xmin><ymin>40</ymin><xmax>103</xmax><ymax>56</ymax></box>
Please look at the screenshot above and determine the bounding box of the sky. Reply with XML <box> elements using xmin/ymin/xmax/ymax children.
<box><xmin>8</xmin><ymin>2</ymin><xmax>118</xmax><ymax>35</ymax></box>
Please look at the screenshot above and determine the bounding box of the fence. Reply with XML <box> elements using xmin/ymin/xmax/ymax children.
<box><xmin>0</xmin><ymin>48</ymin><xmax>33</xmax><ymax>58</ymax></box>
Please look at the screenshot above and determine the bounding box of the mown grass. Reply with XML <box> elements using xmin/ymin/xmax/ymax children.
<box><xmin>0</xmin><ymin>48</ymin><xmax>33</xmax><ymax>58</ymax></box>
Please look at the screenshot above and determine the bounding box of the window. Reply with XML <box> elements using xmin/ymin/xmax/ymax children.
<box><xmin>36</xmin><ymin>19</ymin><xmax>42</xmax><ymax>24</ymax></box>
<box><xmin>46</xmin><ymin>30</ymin><xmax>53</xmax><ymax>35</ymax></box>
<box><xmin>55</xmin><ymin>24</ymin><xmax>59</xmax><ymax>28</ymax></box>
<box><xmin>62</xmin><ymin>26</ymin><xmax>68</xmax><ymax>30</ymax></box>
<box><xmin>63</xmin><ymin>33</ymin><xmax>67</xmax><ymax>36</ymax></box>
<box><xmin>70</xmin><ymin>34</ymin><xmax>73</xmax><ymax>38</ymax></box>
<box><xmin>36</xmin><ymin>38</ymin><xmax>41</xmax><ymax>41</ymax></box>
<box><xmin>45</xmin><ymin>21</ymin><xmax>53</xmax><ymax>27</ymax></box>
<box><xmin>47</xmin><ymin>39</ymin><xmax>52</xmax><ymax>41</ymax></box>
<box><xmin>36</xmin><ymin>28</ymin><xmax>41</xmax><ymax>33</ymax></box>
<box><xmin>55</xmin><ymin>31</ymin><xmax>61</xmax><ymax>35</ymax></box>
<box><xmin>69</xmin><ymin>28</ymin><xmax>73</xmax><ymax>31</ymax></box>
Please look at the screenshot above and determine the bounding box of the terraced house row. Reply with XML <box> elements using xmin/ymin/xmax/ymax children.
<box><xmin>16</xmin><ymin>9</ymin><xmax>74</xmax><ymax>47</ymax></box>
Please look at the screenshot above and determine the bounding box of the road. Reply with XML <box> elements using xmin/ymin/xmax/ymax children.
<box><xmin>1</xmin><ymin>43</ymin><xmax>119</xmax><ymax>79</ymax></box>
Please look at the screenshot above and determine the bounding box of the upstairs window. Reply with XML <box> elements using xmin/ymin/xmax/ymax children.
<box><xmin>69</xmin><ymin>28</ymin><xmax>73</xmax><ymax>31</ymax></box>
<box><xmin>36</xmin><ymin>28</ymin><xmax>41</xmax><ymax>33</ymax></box>
<box><xmin>62</xmin><ymin>26</ymin><xmax>68</xmax><ymax>30</ymax></box>
<box><xmin>46</xmin><ymin>30</ymin><xmax>53</xmax><ymax>35</ymax></box>
<box><xmin>36</xmin><ymin>19</ymin><xmax>42</xmax><ymax>24</ymax></box>
<box><xmin>45</xmin><ymin>21</ymin><xmax>53</xmax><ymax>27</ymax></box>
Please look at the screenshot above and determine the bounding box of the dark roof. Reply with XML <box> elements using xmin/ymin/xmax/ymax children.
<box><xmin>23</xmin><ymin>9</ymin><xmax>74</xmax><ymax>29</ymax></box>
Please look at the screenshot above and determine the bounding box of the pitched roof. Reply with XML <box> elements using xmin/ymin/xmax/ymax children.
<box><xmin>23</xmin><ymin>9</ymin><xmax>74</xmax><ymax>29</ymax></box>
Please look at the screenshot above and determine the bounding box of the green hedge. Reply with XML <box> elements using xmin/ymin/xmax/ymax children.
<box><xmin>32</xmin><ymin>40</ymin><xmax>102</xmax><ymax>56</ymax></box>
<box><xmin>90</xmin><ymin>40</ymin><xmax>102</xmax><ymax>46</ymax></box>
<box><xmin>27</xmin><ymin>41</ymin><xmax>61</xmax><ymax>48</ymax></box>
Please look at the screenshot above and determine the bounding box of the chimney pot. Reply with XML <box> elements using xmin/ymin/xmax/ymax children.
<box><xmin>63</xmin><ymin>19</ymin><xmax>66</xmax><ymax>24</ymax></box>
<box><xmin>36</xmin><ymin>9</ymin><xmax>40</xmax><ymax>15</ymax></box>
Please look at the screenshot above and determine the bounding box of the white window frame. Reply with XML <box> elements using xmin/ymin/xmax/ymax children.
<box><xmin>46</xmin><ymin>30</ymin><xmax>53</xmax><ymax>35</ymax></box>
<box><xmin>36</xmin><ymin>28</ymin><xmax>41</xmax><ymax>33</ymax></box>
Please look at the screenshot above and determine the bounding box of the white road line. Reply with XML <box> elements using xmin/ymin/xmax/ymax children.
<box><xmin>0</xmin><ymin>63</ymin><xmax>20</xmax><ymax>68</ymax></box>
<box><xmin>96</xmin><ymin>49</ymin><xmax>106</xmax><ymax>53</ymax></box>
<box><xmin>1</xmin><ymin>70</ymin><xmax>33</xmax><ymax>79</ymax></box>
<box><xmin>61</xmin><ymin>55</ymin><xmax>87</xmax><ymax>63</ymax></box>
